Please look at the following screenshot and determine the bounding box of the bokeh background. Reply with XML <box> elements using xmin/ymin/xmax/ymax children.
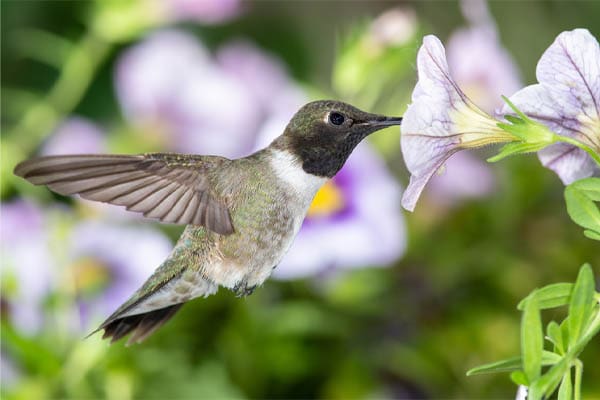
<box><xmin>1</xmin><ymin>0</ymin><xmax>599</xmax><ymax>398</ymax></box>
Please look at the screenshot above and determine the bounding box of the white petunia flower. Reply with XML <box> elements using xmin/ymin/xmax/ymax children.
<box><xmin>506</xmin><ymin>29</ymin><xmax>600</xmax><ymax>184</ymax></box>
<box><xmin>400</xmin><ymin>35</ymin><xmax>515</xmax><ymax>211</ymax></box>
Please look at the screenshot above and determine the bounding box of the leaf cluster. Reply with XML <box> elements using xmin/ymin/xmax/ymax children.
<box><xmin>467</xmin><ymin>264</ymin><xmax>600</xmax><ymax>400</ymax></box>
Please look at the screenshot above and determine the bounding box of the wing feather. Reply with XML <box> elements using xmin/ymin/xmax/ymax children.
<box><xmin>14</xmin><ymin>154</ymin><xmax>234</xmax><ymax>235</ymax></box>
<box><xmin>178</xmin><ymin>191</ymin><xmax>200</xmax><ymax>224</ymax></box>
<box><xmin>161</xmin><ymin>186</ymin><xmax>193</xmax><ymax>223</ymax></box>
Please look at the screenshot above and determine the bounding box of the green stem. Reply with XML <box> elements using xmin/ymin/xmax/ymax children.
<box><xmin>555</xmin><ymin>135</ymin><xmax>600</xmax><ymax>167</ymax></box>
<box><xmin>574</xmin><ymin>359</ymin><xmax>583</xmax><ymax>400</ymax></box>
<box><xmin>8</xmin><ymin>31</ymin><xmax>112</xmax><ymax>153</ymax></box>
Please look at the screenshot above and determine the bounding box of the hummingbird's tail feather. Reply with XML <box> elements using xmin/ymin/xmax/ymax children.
<box><xmin>100</xmin><ymin>303</ymin><xmax>184</xmax><ymax>345</ymax></box>
<box><xmin>91</xmin><ymin>230</ymin><xmax>219</xmax><ymax>344</ymax></box>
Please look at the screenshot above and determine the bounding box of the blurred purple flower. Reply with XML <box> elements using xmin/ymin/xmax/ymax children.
<box><xmin>164</xmin><ymin>0</ymin><xmax>240</xmax><ymax>24</ymax></box>
<box><xmin>505</xmin><ymin>29</ymin><xmax>600</xmax><ymax>184</ymax></box>
<box><xmin>367</xmin><ymin>8</ymin><xmax>418</xmax><ymax>48</ymax></box>
<box><xmin>0</xmin><ymin>353</ymin><xmax>20</xmax><ymax>390</ymax></box>
<box><xmin>447</xmin><ymin>26</ymin><xmax>521</xmax><ymax>114</ymax></box>
<box><xmin>216</xmin><ymin>40</ymin><xmax>300</xmax><ymax>113</ymax></box>
<box><xmin>68</xmin><ymin>222</ymin><xmax>172</xmax><ymax>329</ymax></box>
<box><xmin>274</xmin><ymin>143</ymin><xmax>405</xmax><ymax>279</ymax></box>
<box><xmin>400</xmin><ymin>35</ymin><xmax>515</xmax><ymax>211</ymax></box>
<box><xmin>0</xmin><ymin>200</ymin><xmax>55</xmax><ymax>334</ymax></box>
<box><xmin>427</xmin><ymin>151</ymin><xmax>495</xmax><ymax>206</ymax></box>
<box><xmin>459</xmin><ymin>0</ymin><xmax>493</xmax><ymax>27</ymax></box>
<box><xmin>41</xmin><ymin>117</ymin><xmax>107</xmax><ymax>155</ymax></box>
<box><xmin>116</xmin><ymin>30</ymin><xmax>301</xmax><ymax>158</ymax></box>
<box><xmin>0</xmin><ymin>199</ymin><xmax>172</xmax><ymax>335</ymax></box>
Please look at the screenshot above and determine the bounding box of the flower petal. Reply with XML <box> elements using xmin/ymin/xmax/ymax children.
<box><xmin>505</xmin><ymin>29</ymin><xmax>600</xmax><ymax>183</ymax></box>
<box><xmin>538</xmin><ymin>143</ymin><xmax>596</xmax><ymax>185</ymax></box>
<box><xmin>536</xmin><ymin>29</ymin><xmax>600</xmax><ymax>125</ymax></box>
<box><xmin>401</xmin><ymin>35</ymin><xmax>507</xmax><ymax>211</ymax></box>
<box><xmin>400</xmin><ymin>36</ymin><xmax>465</xmax><ymax>211</ymax></box>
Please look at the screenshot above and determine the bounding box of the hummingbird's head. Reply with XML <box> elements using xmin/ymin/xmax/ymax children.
<box><xmin>274</xmin><ymin>100</ymin><xmax>402</xmax><ymax>178</ymax></box>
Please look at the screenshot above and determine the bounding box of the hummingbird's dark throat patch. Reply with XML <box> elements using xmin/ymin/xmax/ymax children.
<box><xmin>290</xmin><ymin>131</ymin><xmax>365</xmax><ymax>178</ymax></box>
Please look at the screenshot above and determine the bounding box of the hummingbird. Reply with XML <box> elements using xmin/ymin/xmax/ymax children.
<box><xmin>14</xmin><ymin>100</ymin><xmax>402</xmax><ymax>345</ymax></box>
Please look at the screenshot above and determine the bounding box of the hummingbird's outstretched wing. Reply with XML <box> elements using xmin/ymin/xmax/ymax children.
<box><xmin>14</xmin><ymin>153</ymin><xmax>235</xmax><ymax>235</ymax></box>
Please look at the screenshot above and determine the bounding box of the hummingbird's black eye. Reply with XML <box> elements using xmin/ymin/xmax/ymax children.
<box><xmin>329</xmin><ymin>112</ymin><xmax>345</xmax><ymax>126</ymax></box>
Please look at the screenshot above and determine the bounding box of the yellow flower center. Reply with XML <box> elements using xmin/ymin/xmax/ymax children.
<box><xmin>307</xmin><ymin>181</ymin><xmax>346</xmax><ymax>218</ymax></box>
<box><xmin>578</xmin><ymin>112</ymin><xmax>600</xmax><ymax>151</ymax></box>
<box><xmin>450</xmin><ymin>101</ymin><xmax>515</xmax><ymax>147</ymax></box>
<box><xmin>72</xmin><ymin>258</ymin><xmax>111</xmax><ymax>296</ymax></box>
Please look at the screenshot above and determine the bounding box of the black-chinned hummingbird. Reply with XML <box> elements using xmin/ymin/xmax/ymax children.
<box><xmin>14</xmin><ymin>100</ymin><xmax>402</xmax><ymax>345</ymax></box>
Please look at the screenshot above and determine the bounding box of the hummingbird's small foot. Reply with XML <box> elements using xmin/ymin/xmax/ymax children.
<box><xmin>233</xmin><ymin>281</ymin><xmax>257</xmax><ymax>297</ymax></box>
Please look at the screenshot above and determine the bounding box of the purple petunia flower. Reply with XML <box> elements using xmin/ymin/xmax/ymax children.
<box><xmin>41</xmin><ymin>117</ymin><xmax>107</xmax><ymax>155</ymax></box>
<box><xmin>367</xmin><ymin>7</ymin><xmax>418</xmax><ymax>49</ymax></box>
<box><xmin>216</xmin><ymin>40</ymin><xmax>305</xmax><ymax>115</ymax></box>
<box><xmin>426</xmin><ymin>151</ymin><xmax>495</xmax><ymax>207</ymax></box>
<box><xmin>505</xmin><ymin>29</ymin><xmax>600</xmax><ymax>184</ymax></box>
<box><xmin>165</xmin><ymin>0</ymin><xmax>240</xmax><ymax>24</ymax></box>
<box><xmin>400</xmin><ymin>35</ymin><xmax>515</xmax><ymax>211</ymax></box>
<box><xmin>0</xmin><ymin>200</ymin><xmax>56</xmax><ymax>334</ymax></box>
<box><xmin>68</xmin><ymin>222</ymin><xmax>172</xmax><ymax>329</ymax></box>
<box><xmin>0</xmin><ymin>199</ymin><xmax>173</xmax><ymax>335</ymax></box>
<box><xmin>447</xmin><ymin>26</ymin><xmax>521</xmax><ymax>114</ymax></box>
<box><xmin>116</xmin><ymin>30</ymin><xmax>301</xmax><ymax>158</ymax></box>
<box><xmin>0</xmin><ymin>353</ymin><xmax>20</xmax><ymax>390</ymax></box>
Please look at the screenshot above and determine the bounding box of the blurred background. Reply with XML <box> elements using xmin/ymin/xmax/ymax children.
<box><xmin>1</xmin><ymin>0</ymin><xmax>600</xmax><ymax>398</ymax></box>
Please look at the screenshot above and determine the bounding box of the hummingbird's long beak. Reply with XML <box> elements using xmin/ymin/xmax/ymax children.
<box><xmin>364</xmin><ymin>115</ymin><xmax>403</xmax><ymax>128</ymax></box>
<box><xmin>354</xmin><ymin>114</ymin><xmax>403</xmax><ymax>138</ymax></box>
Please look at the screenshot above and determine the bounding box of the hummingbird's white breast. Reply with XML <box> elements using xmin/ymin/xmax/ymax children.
<box><xmin>269</xmin><ymin>149</ymin><xmax>328</xmax><ymax>202</ymax></box>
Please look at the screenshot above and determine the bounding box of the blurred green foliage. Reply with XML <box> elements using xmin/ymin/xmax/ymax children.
<box><xmin>2</xmin><ymin>1</ymin><xmax>599</xmax><ymax>399</ymax></box>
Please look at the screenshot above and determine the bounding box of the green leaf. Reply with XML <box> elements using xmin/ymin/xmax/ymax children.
<box><xmin>565</xmin><ymin>181</ymin><xmax>600</xmax><ymax>240</ymax></box>
<box><xmin>568</xmin><ymin>264</ymin><xmax>595</xmax><ymax>347</ymax></box>
<box><xmin>584</xmin><ymin>230</ymin><xmax>600</xmax><ymax>240</ymax></box>
<box><xmin>504</xmin><ymin>114</ymin><xmax>524</xmax><ymax>125</ymax></box>
<box><xmin>561</xmin><ymin>318</ymin><xmax>570</xmax><ymax>352</ymax></box>
<box><xmin>502</xmin><ymin>95</ymin><xmax>531</xmax><ymax>122</ymax></box>
<box><xmin>466</xmin><ymin>351</ymin><xmax>560</xmax><ymax>376</ymax></box>
<box><xmin>557</xmin><ymin>368</ymin><xmax>573</xmax><ymax>400</ymax></box>
<box><xmin>517</xmin><ymin>283</ymin><xmax>573</xmax><ymax>311</ymax></box>
<box><xmin>467</xmin><ymin>356</ymin><xmax>522</xmax><ymax>376</ymax></box>
<box><xmin>522</xmin><ymin>295</ymin><xmax>544</xmax><ymax>383</ymax></box>
<box><xmin>570</xmin><ymin>177</ymin><xmax>600</xmax><ymax>201</ymax></box>
<box><xmin>529</xmin><ymin>357</ymin><xmax>570</xmax><ymax>400</ymax></box>
<box><xmin>547</xmin><ymin>321</ymin><xmax>565</xmax><ymax>355</ymax></box>
<box><xmin>510</xmin><ymin>370</ymin><xmax>528</xmax><ymax>386</ymax></box>
<box><xmin>496</xmin><ymin>122</ymin><xmax>529</xmax><ymax>141</ymax></box>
